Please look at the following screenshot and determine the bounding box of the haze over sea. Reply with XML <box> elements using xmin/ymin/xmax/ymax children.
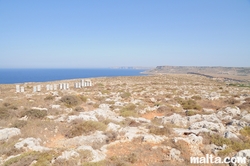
<box><xmin>0</xmin><ymin>69</ymin><xmax>145</xmax><ymax>84</ymax></box>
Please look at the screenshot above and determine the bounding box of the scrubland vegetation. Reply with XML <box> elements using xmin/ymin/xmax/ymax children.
<box><xmin>0</xmin><ymin>74</ymin><xmax>250</xmax><ymax>165</ymax></box>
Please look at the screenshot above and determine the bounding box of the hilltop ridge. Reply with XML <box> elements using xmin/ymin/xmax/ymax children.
<box><xmin>146</xmin><ymin>66</ymin><xmax>250</xmax><ymax>82</ymax></box>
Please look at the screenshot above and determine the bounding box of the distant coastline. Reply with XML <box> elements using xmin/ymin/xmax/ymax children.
<box><xmin>0</xmin><ymin>68</ymin><xmax>146</xmax><ymax>84</ymax></box>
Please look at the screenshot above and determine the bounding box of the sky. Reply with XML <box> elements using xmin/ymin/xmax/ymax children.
<box><xmin>0</xmin><ymin>0</ymin><xmax>250</xmax><ymax>68</ymax></box>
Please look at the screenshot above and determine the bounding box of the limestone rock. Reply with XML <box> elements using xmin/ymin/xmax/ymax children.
<box><xmin>57</xmin><ymin>150</ymin><xmax>79</xmax><ymax>160</ymax></box>
<box><xmin>224</xmin><ymin>107</ymin><xmax>241</xmax><ymax>117</ymax></box>
<box><xmin>63</xmin><ymin>131</ymin><xmax>108</xmax><ymax>147</ymax></box>
<box><xmin>224</xmin><ymin>131</ymin><xmax>239</xmax><ymax>140</ymax></box>
<box><xmin>241</xmin><ymin>114</ymin><xmax>250</xmax><ymax>123</ymax></box>
<box><xmin>187</xmin><ymin>114</ymin><xmax>202</xmax><ymax>123</ymax></box>
<box><xmin>203</xmin><ymin>108</ymin><xmax>215</xmax><ymax>114</ymax></box>
<box><xmin>15</xmin><ymin>137</ymin><xmax>51</xmax><ymax>152</ymax></box>
<box><xmin>189</xmin><ymin>121</ymin><xmax>225</xmax><ymax>132</ymax></box>
<box><xmin>0</xmin><ymin>128</ymin><xmax>21</xmax><ymax>141</ymax></box>
<box><xmin>157</xmin><ymin>113</ymin><xmax>188</xmax><ymax>127</ymax></box>
<box><xmin>77</xmin><ymin>145</ymin><xmax>106</xmax><ymax>162</ymax></box>
<box><xmin>67</xmin><ymin>104</ymin><xmax>124</xmax><ymax>123</ymax></box>
<box><xmin>230</xmin><ymin>149</ymin><xmax>250</xmax><ymax>166</ymax></box>
<box><xmin>107</xmin><ymin>123</ymin><xmax>121</xmax><ymax>132</ymax></box>
<box><xmin>31</xmin><ymin>107</ymin><xmax>48</xmax><ymax>111</ymax></box>
<box><xmin>170</xmin><ymin>148</ymin><xmax>183</xmax><ymax>162</ymax></box>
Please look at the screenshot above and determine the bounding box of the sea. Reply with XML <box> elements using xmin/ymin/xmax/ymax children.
<box><xmin>0</xmin><ymin>68</ymin><xmax>146</xmax><ymax>84</ymax></box>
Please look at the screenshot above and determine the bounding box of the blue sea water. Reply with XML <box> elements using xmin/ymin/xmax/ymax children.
<box><xmin>0</xmin><ymin>68</ymin><xmax>146</xmax><ymax>84</ymax></box>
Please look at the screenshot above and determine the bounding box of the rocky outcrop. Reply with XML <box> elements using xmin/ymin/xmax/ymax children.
<box><xmin>15</xmin><ymin>137</ymin><xmax>51</xmax><ymax>152</ymax></box>
<box><xmin>67</xmin><ymin>104</ymin><xmax>124</xmax><ymax>123</ymax></box>
<box><xmin>156</xmin><ymin>113</ymin><xmax>188</xmax><ymax>127</ymax></box>
<box><xmin>230</xmin><ymin>149</ymin><xmax>250</xmax><ymax>166</ymax></box>
<box><xmin>0</xmin><ymin>128</ymin><xmax>21</xmax><ymax>141</ymax></box>
<box><xmin>189</xmin><ymin>121</ymin><xmax>225</xmax><ymax>132</ymax></box>
<box><xmin>63</xmin><ymin>131</ymin><xmax>108</xmax><ymax>147</ymax></box>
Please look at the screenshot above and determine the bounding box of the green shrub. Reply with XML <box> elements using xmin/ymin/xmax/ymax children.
<box><xmin>120</xmin><ymin>104</ymin><xmax>137</xmax><ymax>117</ymax></box>
<box><xmin>149</xmin><ymin>126</ymin><xmax>172</xmax><ymax>135</ymax></box>
<box><xmin>185</xmin><ymin>110</ymin><xmax>197</xmax><ymax>116</ymax></box>
<box><xmin>75</xmin><ymin>106</ymin><xmax>84</xmax><ymax>112</ymax></box>
<box><xmin>240</xmin><ymin>126</ymin><xmax>250</xmax><ymax>136</ymax></box>
<box><xmin>202</xmin><ymin>133</ymin><xmax>250</xmax><ymax>156</ymax></box>
<box><xmin>11</xmin><ymin>120</ymin><xmax>27</xmax><ymax>128</ymax></box>
<box><xmin>3</xmin><ymin>151</ymin><xmax>54</xmax><ymax>166</ymax></box>
<box><xmin>191</xmin><ymin>95</ymin><xmax>201</xmax><ymax>100</ymax></box>
<box><xmin>65</xmin><ymin>121</ymin><xmax>107</xmax><ymax>138</ymax></box>
<box><xmin>61</xmin><ymin>95</ymin><xmax>81</xmax><ymax>107</ymax></box>
<box><xmin>120</xmin><ymin>92</ymin><xmax>131</xmax><ymax>99</ymax></box>
<box><xmin>218</xmin><ymin>147</ymin><xmax>234</xmax><ymax>156</ymax></box>
<box><xmin>44</xmin><ymin>95</ymin><xmax>55</xmax><ymax>100</ymax></box>
<box><xmin>0</xmin><ymin>107</ymin><xmax>10</xmax><ymax>119</ymax></box>
<box><xmin>176</xmin><ymin>98</ymin><xmax>202</xmax><ymax>110</ymax></box>
<box><xmin>126</xmin><ymin>153</ymin><xmax>137</xmax><ymax>164</ymax></box>
<box><xmin>210</xmin><ymin>135</ymin><xmax>231</xmax><ymax>147</ymax></box>
<box><xmin>78</xmin><ymin>95</ymin><xmax>87</xmax><ymax>102</ymax></box>
<box><xmin>21</xmin><ymin>109</ymin><xmax>47</xmax><ymax>119</ymax></box>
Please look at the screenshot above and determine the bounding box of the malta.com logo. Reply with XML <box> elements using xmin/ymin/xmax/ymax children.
<box><xmin>190</xmin><ymin>154</ymin><xmax>246</xmax><ymax>164</ymax></box>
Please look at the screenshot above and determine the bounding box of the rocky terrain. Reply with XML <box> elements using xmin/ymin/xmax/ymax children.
<box><xmin>146</xmin><ymin>66</ymin><xmax>250</xmax><ymax>82</ymax></box>
<box><xmin>0</xmin><ymin>74</ymin><xmax>250</xmax><ymax>166</ymax></box>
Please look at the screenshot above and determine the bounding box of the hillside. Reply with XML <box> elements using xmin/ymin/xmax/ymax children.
<box><xmin>0</xmin><ymin>75</ymin><xmax>250</xmax><ymax>165</ymax></box>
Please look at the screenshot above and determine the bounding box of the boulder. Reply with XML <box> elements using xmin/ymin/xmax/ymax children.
<box><xmin>67</xmin><ymin>104</ymin><xmax>124</xmax><ymax>123</ymax></box>
<box><xmin>51</xmin><ymin>105</ymin><xmax>61</xmax><ymax>109</ymax></box>
<box><xmin>187</xmin><ymin>114</ymin><xmax>202</xmax><ymax>123</ymax></box>
<box><xmin>15</xmin><ymin>137</ymin><xmax>51</xmax><ymax>152</ymax></box>
<box><xmin>118</xmin><ymin>126</ymin><xmax>167</xmax><ymax>143</ymax></box>
<box><xmin>241</xmin><ymin>114</ymin><xmax>250</xmax><ymax>123</ymax></box>
<box><xmin>224</xmin><ymin>131</ymin><xmax>239</xmax><ymax>140</ymax></box>
<box><xmin>230</xmin><ymin>149</ymin><xmax>250</xmax><ymax>166</ymax></box>
<box><xmin>56</xmin><ymin>150</ymin><xmax>79</xmax><ymax>160</ymax></box>
<box><xmin>63</xmin><ymin>131</ymin><xmax>108</xmax><ymax>147</ymax></box>
<box><xmin>31</xmin><ymin>107</ymin><xmax>48</xmax><ymax>111</ymax></box>
<box><xmin>224</xmin><ymin>107</ymin><xmax>241</xmax><ymax>117</ymax></box>
<box><xmin>203</xmin><ymin>108</ymin><xmax>215</xmax><ymax>114</ymax></box>
<box><xmin>189</xmin><ymin>121</ymin><xmax>225</xmax><ymax>132</ymax></box>
<box><xmin>202</xmin><ymin>114</ymin><xmax>222</xmax><ymax>123</ymax></box>
<box><xmin>158</xmin><ymin>113</ymin><xmax>188</xmax><ymax>127</ymax></box>
<box><xmin>107</xmin><ymin>123</ymin><xmax>121</xmax><ymax>132</ymax></box>
<box><xmin>77</xmin><ymin>145</ymin><xmax>106</xmax><ymax>162</ymax></box>
<box><xmin>0</xmin><ymin>128</ymin><xmax>21</xmax><ymax>141</ymax></box>
<box><xmin>169</xmin><ymin>148</ymin><xmax>183</xmax><ymax>162</ymax></box>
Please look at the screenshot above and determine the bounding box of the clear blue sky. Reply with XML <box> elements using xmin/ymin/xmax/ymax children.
<box><xmin>1</xmin><ymin>0</ymin><xmax>250</xmax><ymax>68</ymax></box>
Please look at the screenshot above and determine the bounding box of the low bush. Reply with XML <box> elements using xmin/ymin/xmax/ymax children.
<box><xmin>225</xmin><ymin>98</ymin><xmax>240</xmax><ymax>105</ymax></box>
<box><xmin>65</xmin><ymin>120</ymin><xmax>107</xmax><ymax>138</ymax></box>
<box><xmin>191</xmin><ymin>95</ymin><xmax>201</xmax><ymax>100</ymax></box>
<box><xmin>120</xmin><ymin>92</ymin><xmax>131</xmax><ymax>99</ymax></box>
<box><xmin>149</xmin><ymin>125</ymin><xmax>172</xmax><ymax>135</ymax></box>
<box><xmin>75</xmin><ymin>106</ymin><xmax>84</xmax><ymax>112</ymax></box>
<box><xmin>3</xmin><ymin>151</ymin><xmax>55</xmax><ymax>166</ymax></box>
<box><xmin>201</xmin><ymin>132</ymin><xmax>250</xmax><ymax>156</ymax></box>
<box><xmin>120</xmin><ymin>104</ymin><xmax>137</xmax><ymax>117</ymax></box>
<box><xmin>21</xmin><ymin>109</ymin><xmax>47</xmax><ymax>119</ymax></box>
<box><xmin>175</xmin><ymin>98</ymin><xmax>202</xmax><ymax>110</ymax></box>
<box><xmin>104</xmin><ymin>131</ymin><xmax>118</xmax><ymax>143</ymax></box>
<box><xmin>0</xmin><ymin>107</ymin><xmax>10</xmax><ymax>119</ymax></box>
<box><xmin>61</xmin><ymin>95</ymin><xmax>81</xmax><ymax>107</ymax></box>
<box><xmin>44</xmin><ymin>95</ymin><xmax>55</xmax><ymax>100</ymax></box>
<box><xmin>218</xmin><ymin>147</ymin><xmax>234</xmax><ymax>156</ymax></box>
<box><xmin>11</xmin><ymin>120</ymin><xmax>27</xmax><ymax>128</ymax></box>
<box><xmin>240</xmin><ymin>126</ymin><xmax>250</xmax><ymax>137</ymax></box>
<box><xmin>185</xmin><ymin>110</ymin><xmax>197</xmax><ymax>116</ymax></box>
<box><xmin>78</xmin><ymin>95</ymin><xmax>88</xmax><ymax>102</ymax></box>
